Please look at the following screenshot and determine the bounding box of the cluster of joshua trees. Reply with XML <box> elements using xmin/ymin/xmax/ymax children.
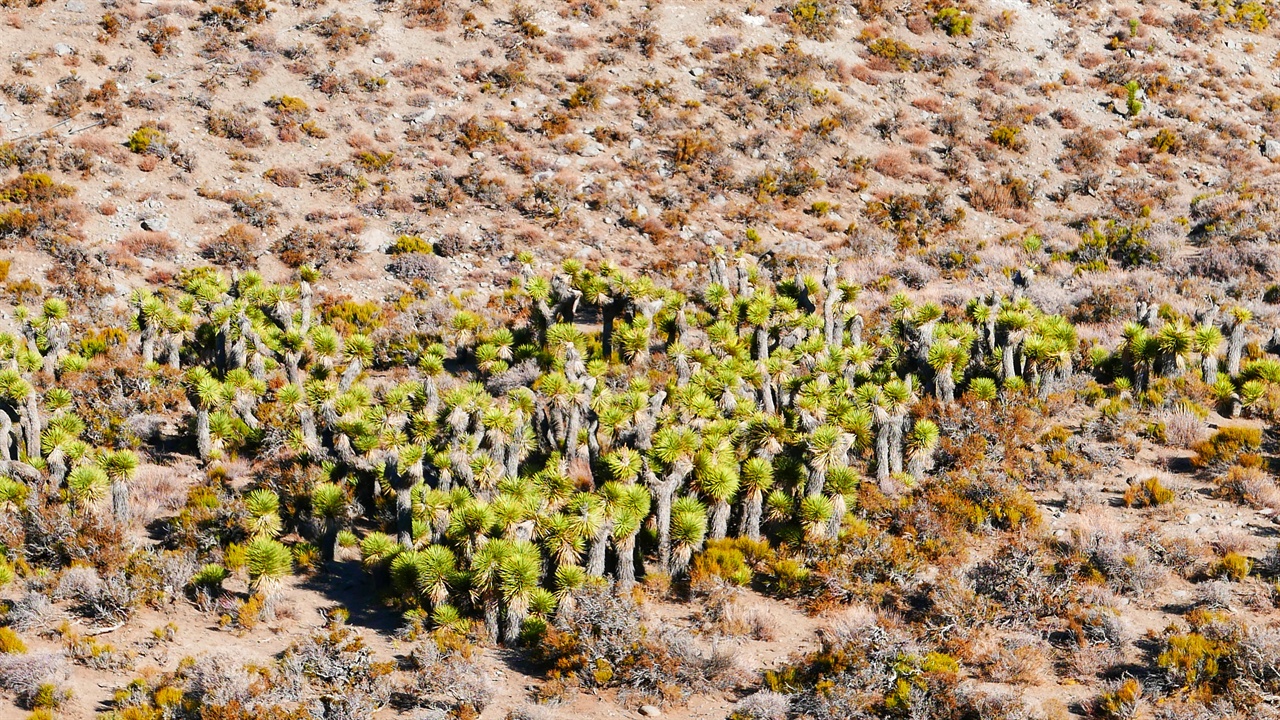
<box><xmin>0</xmin><ymin>249</ymin><xmax>1274</xmax><ymax>644</ymax></box>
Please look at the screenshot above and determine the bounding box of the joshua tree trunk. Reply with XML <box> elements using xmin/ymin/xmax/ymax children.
<box><xmin>740</xmin><ymin>490</ymin><xmax>763</xmax><ymax>541</ymax></box>
<box><xmin>889</xmin><ymin>413</ymin><xmax>906</xmax><ymax>475</ymax></box>
<box><xmin>935</xmin><ymin>367</ymin><xmax>955</xmax><ymax>404</ymax></box>
<box><xmin>196</xmin><ymin>407</ymin><xmax>212</xmax><ymax>461</ymax></box>
<box><xmin>652</xmin><ymin>476</ymin><xmax>681</xmax><ymax>576</ymax></box>
<box><xmin>710</xmin><ymin>499</ymin><xmax>730</xmax><ymax>540</ymax></box>
<box><xmin>22</xmin><ymin>393</ymin><xmax>40</xmax><ymax>463</ymax></box>
<box><xmin>1227</xmin><ymin>324</ymin><xmax>1246</xmax><ymax>376</ymax></box>
<box><xmin>586</xmin><ymin>520</ymin><xmax>611</xmax><ymax>577</ymax></box>
<box><xmin>112</xmin><ymin>479</ymin><xmax>129</xmax><ymax>523</ymax></box>
<box><xmin>822</xmin><ymin>264</ymin><xmax>840</xmax><ymax>347</ymax></box>
<box><xmin>1202</xmin><ymin>353</ymin><xmax>1218</xmax><ymax>384</ymax></box>
<box><xmin>874</xmin><ymin>410</ymin><xmax>892</xmax><ymax>483</ymax></box>
<box><xmin>616</xmin><ymin>532</ymin><xmax>639</xmax><ymax>593</ymax></box>
<box><xmin>320</xmin><ymin>522</ymin><xmax>338</xmax><ymax>563</ymax></box>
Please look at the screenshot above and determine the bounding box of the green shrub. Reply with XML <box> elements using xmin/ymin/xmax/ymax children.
<box><xmin>389</xmin><ymin>235</ymin><xmax>433</xmax><ymax>255</ymax></box>
<box><xmin>1192</xmin><ymin>426</ymin><xmax>1262</xmax><ymax>469</ymax></box>
<box><xmin>126</xmin><ymin>126</ymin><xmax>168</xmax><ymax>155</ymax></box>
<box><xmin>932</xmin><ymin>8</ymin><xmax>972</xmax><ymax>36</ymax></box>
<box><xmin>0</xmin><ymin>627</ymin><xmax>26</xmax><ymax>654</ymax></box>
<box><xmin>1213</xmin><ymin>552</ymin><xmax>1252</xmax><ymax>581</ymax></box>
<box><xmin>1123</xmin><ymin>477</ymin><xmax>1175</xmax><ymax>508</ymax></box>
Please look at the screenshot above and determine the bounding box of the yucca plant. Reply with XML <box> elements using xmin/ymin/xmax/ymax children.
<box><xmin>245</xmin><ymin>537</ymin><xmax>292</xmax><ymax>595</ymax></box>
<box><xmin>99</xmin><ymin>449</ymin><xmax>139</xmax><ymax>523</ymax></box>
<box><xmin>669</xmin><ymin>495</ymin><xmax>707</xmax><ymax>576</ymax></box>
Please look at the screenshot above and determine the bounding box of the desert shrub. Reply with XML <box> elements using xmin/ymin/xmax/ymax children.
<box><xmin>200</xmin><ymin>224</ymin><xmax>263</xmax><ymax>266</ymax></box>
<box><xmin>266</xmin><ymin>217</ymin><xmax>357</xmax><ymax>266</ymax></box>
<box><xmin>263</xmin><ymin>167</ymin><xmax>302</xmax><ymax>187</ymax></box>
<box><xmin>1192</xmin><ymin>427</ymin><xmax>1262</xmax><ymax>470</ymax></box>
<box><xmin>0</xmin><ymin>628</ymin><xmax>26</xmax><ymax>655</ymax></box>
<box><xmin>206</xmin><ymin>108</ymin><xmax>266</xmax><ymax>147</ymax></box>
<box><xmin>405</xmin><ymin>0</ymin><xmax>449</xmax><ymax>29</ymax></box>
<box><xmin>1072</xmin><ymin>219</ymin><xmax>1163</xmax><ymax>270</ymax></box>
<box><xmin>788</xmin><ymin>0</ymin><xmax>838</xmax><ymax>40</ymax></box>
<box><xmin>201</xmin><ymin>0</ymin><xmax>272</xmax><ymax>31</ymax></box>
<box><xmin>1093</xmin><ymin>678</ymin><xmax>1142</xmax><ymax>720</ymax></box>
<box><xmin>404</xmin><ymin>632</ymin><xmax>493</xmax><ymax>715</ymax></box>
<box><xmin>866</xmin><ymin>37</ymin><xmax>918</xmax><ymax>71</ymax></box>
<box><xmin>1123</xmin><ymin>476</ymin><xmax>1175</xmax><ymax>508</ymax></box>
<box><xmin>932</xmin><ymin>8</ymin><xmax>972</xmax><ymax>36</ymax></box>
<box><xmin>730</xmin><ymin>691</ymin><xmax>790</xmax><ymax>720</ymax></box>
<box><xmin>125</xmin><ymin>127</ymin><xmax>169</xmax><ymax>157</ymax></box>
<box><xmin>537</xmin><ymin>584</ymin><xmax>731</xmax><ymax>701</ymax></box>
<box><xmin>0</xmin><ymin>652</ymin><xmax>70</xmax><ymax>710</ymax></box>
<box><xmin>310</xmin><ymin>13</ymin><xmax>377</xmax><ymax>52</ymax></box>
<box><xmin>387</xmin><ymin>253</ymin><xmax>446</xmax><ymax>283</ymax></box>
<box><xmin>689</xmin><ymin>538</ymin><xmax>766</xmax><ymax>590</ymax></box>
<box><xmin>119</xmin><ymin>231</ymin><xmax>176</xmax><ymax>260</ymax></box>
<box><xmin>1212</xmin><ymin>552</ymin><xmax>1252</xmax><ymax>581</ymax></box>
<box><xmin>275</xmin><ymin>614</ymin><xmax>394</xmax><ymax>716</ymax></box>
<box><xmin>389</xmin><ymin>235</ymin><xmax>432</xmax><ymax>255</ymax></box>
<box><xmin>138</xmin><ymin>20</ymin><xmax>180</xmax><ymax>54</ymax></box>
<box><xmin>1213</xmin><ymin>464</ymin><xmax>1280</xmax><ymax>510</ymax></box>
<box><xmin>989</xmin><ymin>125</ymin><xmax>1025</xmax><ymax>151</ymax></box>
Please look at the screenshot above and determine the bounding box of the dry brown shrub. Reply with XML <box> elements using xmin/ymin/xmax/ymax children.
<box><xmin>119</xmin><ymin>231</ymin><xmax>176</xmax><ymax>259</ymax></box>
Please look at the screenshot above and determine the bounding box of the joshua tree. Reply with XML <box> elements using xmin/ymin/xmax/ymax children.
<box><xmin>1224</xmin><ymin>306</ymin><xmax>1252</xmax><ymax>376</ymax></box>
<box><xmin>669</xmin><ymin>495</ymin><xmax>707</xmax><ymax>576</ymax></box>
<box><xmin>245</xmin><ymin>537</ymin><xmax>292</xmax><ymax>596</ymax></box>
<box><xmin>906</xmin><ymin>419</ymin><xmax>940</xmax><ymax>480</ymax></box>
<box><xmin>1156</xmin><ymin>319</ymin><xmax>1193</xmax><ymax>378</ymax></box>
<box><xmin>648</xmin><ymin>425</ymin><xmax>698</xmax><ymax>575</ymax></box>
<box><xmin>310</xmin><ymin>481</ymin><xmax>349</xmax><ymax>563</ymax></box>
<box><xmin>1194</xmin><ymin>324</ymin><xmax>1223</xmax><ymax>384</ymax></box>
<box><xmin>100</xmin><ymin>448</ymin><xmax>139</xmax><ymax>523</ymax></box>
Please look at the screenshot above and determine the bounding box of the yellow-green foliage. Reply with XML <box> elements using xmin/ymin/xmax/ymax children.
<box><xmin>932</xmin><ymin>8</ymin><xmax>972</xmax><ymax>36</ymax></box>
<box><xmin>1213</xmin><ymin>552</ymin><xmax>1252</xmax><ymax>581</ymax></box>
<box><xmin>689</xmin><ymin>538</ymin><xmax>770</xmax><ymax>587</ymax></box>
<box><xmin>1150</xmin><ymin>128</ymin><xmax>1182</xmax><ymax>154</ymax></box>
<box><xmin>867</xmin><ymin>37</ymin><xmax>918</xmax><ymax>71</ymax></box>
<box><xmin>1158</xmin><ymin>631</ymin><xmax>1228</xmax><ymax>689</ymax></box>
<box><xmin>1123</xmin><ymin>476</ymin><xmax>1175</xmax><ymax>508</ymax></box>
<box><xmin>1094</xmin><ymin>678</ymin><xmax>1143</xmax><ymax>720</ymax></box>
<box><xmin>789</xmin><ymin>0</ymin><xmax>838</xmax><ymax>41</ymax></box>
<box><xmin>0</xmin><ymin>627</ymin><xmax>27</xmax><ymax>654</ymax></box>
<box><xmin>390</xmin><ymin>235</ymin><xmax>432</xmax><ymax>255</ymax></box>
<box><xmin>1192</xmin><ymin>426</ymin><xmax>1262</xmax><ymax>469</ymax></box>
<box><xmin>126</xmin><ymin>126</ymin><xmax>168</xmax><ymax>155</ymax></box>
<box><xmin>990</xmin><ymin>125</ymin><xmax>1024</xmax><ymax>150</ymax></box>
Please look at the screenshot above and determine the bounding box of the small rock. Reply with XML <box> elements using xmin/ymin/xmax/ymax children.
<box><xmin>1263</xmin><ymin>139</ymin><xmax>1280</xmax><ymax>160</ymax></box>
<box><xmin>1186</xmin><ymin>513</ymin><xmax>1201</xmax><ymax>524</ymax></box>
<box><xmin>690</xmin><ymin>67</ymin><xmax>704</xmax><ymax>77</ymax></box>
<box><xmin>579</xmin><ymin>142</ymin><xmax>604</xmax><ymax>158</ymax></box>
<box><xmin>1126</xmin><ymin>130</ymin><xmax>1141</xmax><ymax>140</ymax></box>
<box><xmin>471</xmin><ymin>151</ymin><xmax>486</xmax><ymax>160</ymax></box>
<box><xmin>629</xmin><ymin>138</ymin><xmax>643</xmax><ymax>150</ymax></box>
<box><xmin>511</xmin><ymin>98</ymin><xmax>526</xmax><ymax>109</ymax></box>
<box><xmin>66</xmin><ymin>0</ymin><xmax>85</xmax><ymax>11</ymax></box>
<box><xmin>409</xmin><ymin>108</ymin><xmax>436</xmax><ymax>125</ymax></box>
<box><xmin>1230</xmin><ymin>519</ymin><xmax>1244</xmax><ymax>527</ymax></box>
<box><xmin>634</xmin><ymin>204</ymin><xmax>648</xmax><ymax>218</ymax></box>
<box><xmin>140</xmin><ymin>216</ymin><xmax>168</xmax><ymax>232</ymax></box>
<box><xmin>53</xmin><ymin>43</ymin><xmax>74</xmax><ymax>57</ymax></box>
<box><xmin>639</xmin><ymin>706</ymin><xmax>661</xmax><ymax>718</ymax></box>
<box><xmin>371</xmin><ymin>57</ymin><xmax>384</xmax><ymax>65</ymax></box>
<box><xmin>710</xmin><ymin>194</ymin><xmax>727</xmax><ymax>206</ymax></box>
<box><xmin>742</xmin><ymin>13</ymin><xmax>766</xmax><ymax>25</ymax></box>
<box><xmin>631</xmin><ymin>117</ymin><xmax>647</xmax><ymax>131</ymax></box>
<box><xmin>602</xmin><ymin>95</ymin><xmax>621</xmax><ymax>106</ymax></box>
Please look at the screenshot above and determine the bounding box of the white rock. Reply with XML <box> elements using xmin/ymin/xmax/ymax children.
<box><xmin>1126</xmin><ymin>130</ymin><xmax>1141</xmax><ymax>140</ymax></box>
<box><xmin>1264</xmin><ymin>139</ymin><xmax>1280</xmax><ymax>160</ymax></box>
<box><xmin>639</xmin><ymin>706</ymin><xmax>661</xmax><ymax>718</ymax></box>
<box><xmin>631</xmin><ymin>117</ymin><xmax>647</xmax><ymax>131</ymax></box>
<box><xmin>471</xmin><ymin>151</ymin><xmax>486</xmax><ymax>160</ymax></box>
<box><xmin>53</xmin><ymin>43</ymin><xmax>74</xmax><ymax>56</ymax></box>
<box><xmin>742</xmin><ymin>13</ymin><xmax>766</xmax><ymax>25</ymax></box>
<box><xmin>603</xmin><ymin>95</ymin><xmax>620</xmax><ymax>106</ymax></box>
<box><xmin>511</xmin><ymin>98</ymin><xmax>526</xmax><ymax>109</ymax></box>
<box><xmin>629</xmin><ymin>138</ymin><xmax>643</xmax><ymax>150</ymax></box>
<box><xmin>690</xmin><ymin>67</ymin><xmax>704</xmax><ymax>77</ymax></box>
<box><xmin>1186</xmin><ymin>513</ymin><xmax>1202</xmax><ymax>524</ymax></box>
<box><xmin>66</xmin><ymin>0</ymin><xmax>85</xmax><ymax>10</ymax></box>
<box><xmin>371</xmin><ymin>57</ymin><xmax>383</xmax><ymax>65</ymax></box>
<box><xmin>140</xmin><ymin>216</ymin><xmax>168</xmax><ymax>232</ymax></box>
